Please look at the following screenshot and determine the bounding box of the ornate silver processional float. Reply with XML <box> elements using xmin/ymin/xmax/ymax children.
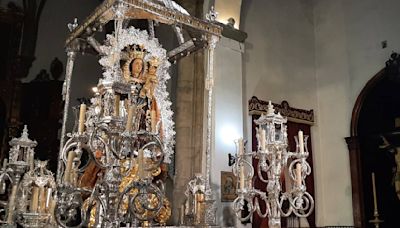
<box><xmin>231</xmin><ymin>102</ymin><xmax>314</xmax><ymax>228</ymax></box>
<box><xmin>55</xmin><ymin>0</ymin><xmax>222</xmax><ymax>227</ymax></box>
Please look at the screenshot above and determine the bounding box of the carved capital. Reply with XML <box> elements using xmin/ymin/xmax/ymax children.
<box><xmin>345</xmin><ymin>136</ymin><xmax>360</xmax><ymax>151</ymax></box>
<box><xmin>207</xmin><ymin>34</ymin><xmax>219</xmax><ymax>50</ymax></box>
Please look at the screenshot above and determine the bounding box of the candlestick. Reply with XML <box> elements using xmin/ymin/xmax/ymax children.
<box><xmin>296</xmin><ymin>163</ymin><xmax>302</xmax><ymax>187</ymax></box>
<box><xmin>78</xmin><ymin>103</ymin><xmax>87</xmax><ymax>134</ymax></box>
<box><xmin>126</xmin><ymin>105</ymin><xmax>135</xmax><ymax>132</ymax></box>
<box><xmin>39</xmin><ymin>186</ymin><xmax>46</xmax><ymax>213</ymax></box>
<box><xmin>30</xmin><ymin>187</ymin><xmax>39</xmax><ymax>212</ymax></box>
<box><xmin>114</xmin><ymin>94</ymin><xmax>120</xmax><ymax>117</ymax></box>
<box><xmin>298</xmin><ymin>130</ymin><xmax>304</xmax><ymax>153</ymax></box>
<box><xmin>2</xmin><ymin>158</ymin><xmax>7</xmax><ymax>169</ymax></box>
<box><xmin>369</xmin><ymin>173</ymin><xmax>384</xmax><ymax>228</ymax></box>
<box><xmin>64</xmin><ymin>151</ymin><xmax>76</xmax><ymax>183</ymax></box>
<box><xmin>372</xmin><ymin>172</ymin><xmax>378</xmax><ymax>213</ymax></box>
<box><xmin>29</xmin><ymin>151</ymin><xmax>34</xmax><ymax>171</ymax></box>
<box><xmin>49</xmin><ymin>198</ymin><xmax>56</xmax><ymax>223</ymax></box>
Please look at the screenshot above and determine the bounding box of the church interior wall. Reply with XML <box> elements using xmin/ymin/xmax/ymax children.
<box><xmin>313</xmin><ymin>0</ymin><xmax>400</xmax><ymax>225</ymax></box>
<box><xmin>313</xmin><ymin>1</ymin><xmax>354</xmax><ymax>225</ymax></box>
<box><xmin>213</xmin><ymin>36</ymin><xmax>248</xmax><ymax>227</ymax></box>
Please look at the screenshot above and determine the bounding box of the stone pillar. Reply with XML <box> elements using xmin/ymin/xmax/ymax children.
<box><xmin>172</xmin><ymin>50</ymin><xmax>205</xmax><ymax>223</ymax></box>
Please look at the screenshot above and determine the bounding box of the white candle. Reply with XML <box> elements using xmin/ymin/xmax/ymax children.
<box><xmin>372</xmin><ymin>172</ymin><xmax>378</xmax><ymax>213</ymax></box>
<box><xmin>64</xmin><ymin>151</ymin><xmax>76</xmax><ymax>183</ymax></box>
<box><xmin>2</xmin><ymin>158</ymin><xmax>7</xmax><ymax>169</ymax></box>
<box><xmin>240</xmin><ymin>165</ymin><xmax>245</xmax><ymax>190</ymax></box>
<box><xmin>296</xmin><ymin>163</ymin><xmax>302</xmax><ymax>187</ymax></box>
<box><xmin>78</xmin><ymin>103</ymin><xmax>87</xmax><ymax>134</ymax></box>
<box><xmin>298</xmin><ymin>130</ymin><xmax>304</xmax><ymax>153</ymax></box>
<box><xmin>180</xmin><ymin>205</ymin><xmax>185</xmax><ymax>224</ymax></box>
<box><xmin>126</xmin><ymin>105</ymin><xmax>135</xmax><ymax>132</ymax></box>
<box><xmin>151</xmin><ymin>110</ymin><xmax>156</xmax><ymax>133</ymax></box>
<box><xmin>238</xmin><ymin>138</ymin><xmax>244</xmax><ymax>155</ymax></box>
<box><xmin>30</xmin><ymin>187</ymin><xmax>39</xmax><ymax>212</ymax></box>
<box><xmin>138</xmin><ymin>149</ymin><xmax>145</xmax><ymax>179</ymax></box>
<box><xmin>6</xmin><ymin>185</ymin><xmax>18</xmax><ymax>222</ymax></box>
<box><xmin>114</xmin><ymin>94</ymin><xmax>120</xmax><ymax>117</ymax></box>
<box><xmin>238</xmin><ymin>138</ymin><xmax>245</xmax><ymax>189</ymax></box>
<box><xmin>49</xmin><ymin>199</ymin><xmax>56</xmax><ymax>223</ymax></box>
<box><xmin>46</xmin><ymin>188</ymin><xmax>52</xmax><ymax>209</ymax></box>
<box><xmin>39</xmin><ymin>187</ymin><xmax>46</xmax><ymax>213</ymax></box>
<box><xmin>29</xmin><ymin>152</ymin><xmax>34</xmax><ymax>171</ymax></box>
<box><xmin>260</xmin><ymin>129</ymin><xmax>266</xmax><ymax>150</ymax></box>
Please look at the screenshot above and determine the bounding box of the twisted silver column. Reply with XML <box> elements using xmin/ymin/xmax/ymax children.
<box><xmin>58</xmin><ymin>50</ymin><xmax>77</xmax><ymax>184</ymax></box>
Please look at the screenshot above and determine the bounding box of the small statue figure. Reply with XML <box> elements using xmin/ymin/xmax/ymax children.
<box><xmin>379</xmin><ymin>135</ymin><xmax>400</xmax><ymax>200</ymax></box>
<box><xmin>140</xmin><ymin>57</ymin><xmax>159</xmax><ymax>100</ymax></box>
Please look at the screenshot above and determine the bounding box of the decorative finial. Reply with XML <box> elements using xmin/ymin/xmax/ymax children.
<box><xmin>267</xmin><ymin>101</ymin><xmax>275</xmax><ymax>115</ymax></box>
<box><xmin>21</xmin><ymin>125</ymin><xmax>29</xmax><ymax>139</ymax></box>
<box><xmin>206</xmin><ymin>6</ymin><xmax>218</xmax><ymax>21</ymax></box>
<box><xmin>37</xmin><ymin>160</ymin><xmax>47</xmax><ymax>169</ymax></box>
<box><xmin>113</xmin><ymin>0</ymin><xmax>128</xmax><ymax>20</ymax></box>
<box><xmin>67</xmin><ymin>18</ymin><xmax>78</xmax><ymax>32</ymax></box>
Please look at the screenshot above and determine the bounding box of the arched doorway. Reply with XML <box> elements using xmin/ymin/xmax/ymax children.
<box><xmin>347</xmin><ymin>53</ymin><xmax>400</xmax><ymax>228</ymax></box>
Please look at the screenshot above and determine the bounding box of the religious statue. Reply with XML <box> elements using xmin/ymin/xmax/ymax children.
<box><xmin>379</xmin><ymin>135</ymin><xmax>400</xmax><ymax>200</ymax></box>
<box><xmin>122</xmin><ymin>45</ymin><xmax>161</xmax><ymax>134</ymax></box>
<box><xmin>140</xmin><ymin>57</ymin><xmax>159</xmax><ymax>100</ymax></box>
<box><xmin>123</xmin><ymin>45</ymin><xmax>146</xmax><ymax>84</ymax></box>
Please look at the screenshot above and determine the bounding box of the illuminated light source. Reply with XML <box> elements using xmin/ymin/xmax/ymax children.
<box><xmin>92</xmin><ymin>87</ymin><xmax>98</xmax><ymax>93</ymax></box>
<box><xmin>220</xmin><ymin>124</ymin><xmax>240</xmax><ymax>146</ymax></box>
<box><xmin>214</xmin><ymin>0</ymin><xmax>242</xmax><ymax>29</ymax></box>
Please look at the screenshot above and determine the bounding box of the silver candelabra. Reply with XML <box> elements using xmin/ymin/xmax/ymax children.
<box><xmin>55</xmin><ymin>17</ymin><xmax>173</xmax><ymax>226</ymax></box>
<box><xmin>0</xmin><ymin>126</ymin><xmax>56</xmax><ymax>228</ymax></box>
<box><xmin>232</xmin><ymin>101</ymin><xmax>314</xmax><ymax>228</ymax></box>
<box><xmin>55</xmin><ymin>72</ymin><xmax>167</xmax><ymax>228</ymax></box>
